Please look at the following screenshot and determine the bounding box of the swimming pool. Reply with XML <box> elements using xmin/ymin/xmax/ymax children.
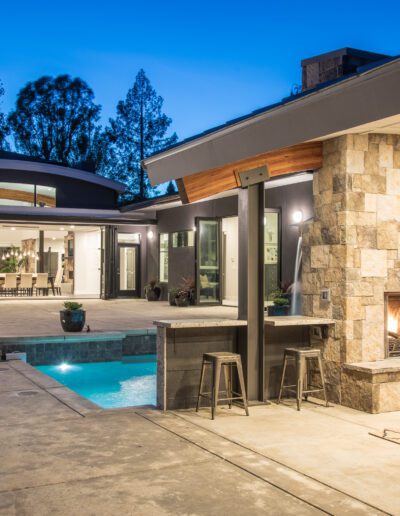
<box><xmin>36</xmin><ymin>354</ymin><xmax>156</xmax><ymax>409</ymax></box>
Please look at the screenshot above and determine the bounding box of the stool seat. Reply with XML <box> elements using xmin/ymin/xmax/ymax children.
<box><xmin>203</xmin><ymin>352</ymin><xmax>242</xmax><ymax>362</ymax></box>
<box><xmin>196</xmin><ymin>352</ymin><xmax>249</xmax><ymax>420</ymax></box>
<box><xmin>278</xmin><ymin>346</ymin><xmax>329</xmax><ymax>411</ymax></box>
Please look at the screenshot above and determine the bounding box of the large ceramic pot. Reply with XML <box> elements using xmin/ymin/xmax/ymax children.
<box><xmin>175</xmin><ymin>295</ymin><xmax>189</xmax><ymax>307</ymax></box>
<box><xmin>60</xmin><ymin>309</ymin><xmax>86</xmax><ymax>332</ymax></box>
<box><xmin>146</xmin><ymin>287</ymin><xmax>161</xmax><ymax>301</ymax></box>
<box><xmin>267</xmin><ymin>305</ymin><xmax>290</xmax><ymax>316</ymax></box>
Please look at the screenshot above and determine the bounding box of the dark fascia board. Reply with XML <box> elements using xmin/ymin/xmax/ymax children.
<box><xmin>120</xmin><ymin>193</ymin><xmax>181</xmax><ymax>212</ymax></box>
<box><xmin>0</xmin><ymin>159</ymin><xmax>126</xmax><ymax>193</ymax></box>
<box><xmin>144</xmin><ymin>57</ymin><xmax>400</xmax><ymax>185</ymax></box>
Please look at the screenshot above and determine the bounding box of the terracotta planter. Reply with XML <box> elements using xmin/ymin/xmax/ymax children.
<box><xmin>60</xmin><ymin>310</ymin><xmax>86</xmax><ymax>332</ymax></box>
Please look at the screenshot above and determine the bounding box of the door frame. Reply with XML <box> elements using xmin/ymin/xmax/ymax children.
<box><xmin>195</xmin><ymin>216</ymin><xmax>222</xmax><ymax>305</ymax></box>
<box><xmin>117</xmin><ymin>242</ymin><xmax>140</xmax><ymax>297</ymax></box>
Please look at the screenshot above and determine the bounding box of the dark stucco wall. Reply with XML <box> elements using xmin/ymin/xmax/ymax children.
<box><xmin>266</xmin><ymin>180</ymin><xmax>314</xmax><ymax>287</ymax></box>
<box><xmin>152</xmin><ymin>180</ymin><xmax>313</xmax><ymax>293</ymax></box>
<box><xmin>0</xmin><ymin>169</ymin><xmax>118</xmax><ymax>209</ymax></box>
<box><xmin>156</xmin><ymin>195</ymin><xmax>238</xmax><ymax>291</ymax></box>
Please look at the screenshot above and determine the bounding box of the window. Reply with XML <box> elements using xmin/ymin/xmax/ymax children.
<box><xmin>0</xmin><ymin>183</ymin><xmax>56</xmax><ymax>207</ymax></box>
<box><xmin>264</xmin><ymin>211</ymin><xmax>280</xmax><ymax>301</ymax></box>
<box><xmin>117</xmin><ymin>233</ymin><xmax>140</xmax><ymax>244</ymax></box>
<box><xmin>159</xmin><ymin>233</ymin><xmax>169</xmax><ymax>282</ymax></box>
<box><xmin>172</xmin><ymin>230</ymin><xmax>194</xmax><ymax>248</ymax></box>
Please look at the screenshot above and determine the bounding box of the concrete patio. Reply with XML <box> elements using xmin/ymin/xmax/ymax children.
<box><xmin>0</xmin><ymin>298</ymin><xmax>238</xmax><ymax>337</ymax></box>
<box><xmin>1</xmin><ymin>359</ymin><xmax>400</xmax><ymax>515</ymax></box>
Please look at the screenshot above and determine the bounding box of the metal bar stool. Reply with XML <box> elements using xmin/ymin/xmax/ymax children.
<box><xmin>196</xmin><ymin>352</ymin><xmax>249</xmax><ymax>420</ymax></box>
<box><xmin>277</xmin><ymin>347</ymin><xmax>329</xmax><ymax>411</ymax></box>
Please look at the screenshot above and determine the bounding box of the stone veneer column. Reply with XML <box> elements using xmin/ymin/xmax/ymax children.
<box><xmin>302</xmin><ymin>134</ymin><xmax>400</xmax><ymax>405</ymax></box>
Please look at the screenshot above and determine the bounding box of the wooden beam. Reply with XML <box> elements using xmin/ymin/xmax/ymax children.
<box><xmin>180</xmin><ymin>141</ymin><xmax>322</xmax><ymax>203</ymax></box>
<box><xmin>0</xmin><ymin>188</ymin><xmax>55</xmax><ymax>207</ymax></box>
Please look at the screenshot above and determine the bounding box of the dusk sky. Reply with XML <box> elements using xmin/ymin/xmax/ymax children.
<box><xmin>1</xmin><ymin>0</ymin><xmax>399</xmax><ymax>142</ymax></box>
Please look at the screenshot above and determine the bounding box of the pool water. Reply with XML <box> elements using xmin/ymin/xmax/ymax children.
<box><xmin>36</xmin><ymin>354</ymin><xmax>156</xmax><ymax>409</ymax></box>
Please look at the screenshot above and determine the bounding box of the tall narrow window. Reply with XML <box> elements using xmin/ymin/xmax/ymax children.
<box><xmin>264</xmin><ymin>211</ymin><xmax>280</xmax><ymax>301</ymax></box>
<box><xmin>159</xmin><ymin>233</ymin><xmax>169</xmax><ymax>282</ymax></box>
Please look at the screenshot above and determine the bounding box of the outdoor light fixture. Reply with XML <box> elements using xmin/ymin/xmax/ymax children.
<box><xmin>292</xmin><ymin>210</ymin><xmax>303</xmax><ymax>224</ymax></box>
<box><xmin>147</xmin><ymin>230</ymin><xmax>154</xmax><ymax>239</ymax></box>
<box><xmin>192</xmin><ymin>226</ymin><xmax>197</xmax><ymax>232</ymax></box>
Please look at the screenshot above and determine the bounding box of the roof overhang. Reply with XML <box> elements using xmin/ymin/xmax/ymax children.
<box><xmin>144</xmin><ymin>58</ymin><xmax>400</xmax><ymax>193</ymax></box>
<box><xmin>0</xmin><ymin>206</ymin><xmax>155</xmax><ymax>225</ymax></box>
<box><xmin>0</xmin><ymin>159</ymin><xmax>126</xmax><ymax>194</ymax></box>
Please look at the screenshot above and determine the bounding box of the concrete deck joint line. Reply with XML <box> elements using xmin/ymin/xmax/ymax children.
<box><xmin>137</xmin><ymin>410</ymin><xmax>388</xmax><ymax>516</ymax></box>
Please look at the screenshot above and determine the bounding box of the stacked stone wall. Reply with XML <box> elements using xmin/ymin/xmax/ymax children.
<box><xmin>302</xmin><ymin>134</ymin><xmax>400</xmax><ymax>405</ymax></box>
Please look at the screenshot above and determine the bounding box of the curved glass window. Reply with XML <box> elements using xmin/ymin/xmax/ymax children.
<box><xmin>0</xmin><ymin>183</ymin><xmax>56</xmax><ymax>207</ymax></box>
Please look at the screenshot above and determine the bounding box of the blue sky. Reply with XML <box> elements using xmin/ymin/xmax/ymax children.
<box><xmin>1</xmin><ymin>0</ymin><xmax>399</xmax><ymax>142</ymax></box>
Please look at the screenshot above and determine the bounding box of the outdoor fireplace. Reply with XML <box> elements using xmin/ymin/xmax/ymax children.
<box><xmin>385</xmin><ymin>293</ymin><xmax>400</xmax><ymax>357</ymax></box>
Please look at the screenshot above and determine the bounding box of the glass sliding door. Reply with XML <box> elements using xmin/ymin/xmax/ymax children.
<box><xmin>196</xmin><ymin>218</ymin><xmax>221</xmax><ymax>304</ymax></box>
<box><xmin>117</xmin><ymin>244</ymin><xmax>139</xmax><ymax>296</ymax></box>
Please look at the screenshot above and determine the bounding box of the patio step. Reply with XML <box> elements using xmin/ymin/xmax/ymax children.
<box><xmin>137</xmin><ymin>410</ymin><xmax>387</xmax><ymax>516</ymax></box>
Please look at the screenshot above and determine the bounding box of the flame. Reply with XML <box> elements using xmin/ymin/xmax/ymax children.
<box><xmin>388</xmin><ymin>314</ymin><xmax>398</xmax><ymax>333</ymax></box>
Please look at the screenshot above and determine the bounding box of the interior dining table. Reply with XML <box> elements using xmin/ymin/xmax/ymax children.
<box><xmin>0</xmin><ymin>273</ymin><xmax>56</xmax><ymax>295</ymax></box>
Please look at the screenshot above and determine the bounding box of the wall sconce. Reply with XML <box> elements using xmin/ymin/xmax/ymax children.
<box><xmin>147</xmin><ymin>230</ymin><xmax>154</xmax><ymax>240</ymax></box>
<box><xmin>292</xmin><ymin>210</ymin><xmax>303</xmax><ymax>224</ymax></box>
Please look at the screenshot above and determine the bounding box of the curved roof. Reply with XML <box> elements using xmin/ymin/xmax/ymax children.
<box><xmin>0</xmin><ymin>154</ymin><xmax>125</xmax><ymax>194</ymax></box>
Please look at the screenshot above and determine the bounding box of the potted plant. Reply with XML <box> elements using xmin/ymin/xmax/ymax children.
<box><xmin>168</xmin><ymin>287</ymin><xmax>180</xmax><ymax>306</ymax></box>
<box><xmin>60</xmin><ymin>301</ymin><xmax>86</xmax><ymax>332</ymax></box>
<box><xmin>181</xmin><ymin>276</ymin><xmax>196</xmax><ymax>305</ymax></box>
<box><xmin>175</xmin><ymin>288</ymin><xmax>189</xmax><ymax>307</ymax></box>
<box><xmin>144</xmin><ymin>279</ymin><xmax>161</xmax><ymax>301</ymax></box>
<box><xmin>268</xmin><ymin>290</ymin><xmax>290</xmax><ymax>316</ymax></box>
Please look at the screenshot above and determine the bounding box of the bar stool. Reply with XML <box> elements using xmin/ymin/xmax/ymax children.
<box><xmin>196</xmin><ymin>352</ymin><xmax>249</xmax><ymax>420</ymax></box>
<box><xmin>277</xmin><ymin>347</ymin><xmax>329</xmax><ymax>411</ymax></box>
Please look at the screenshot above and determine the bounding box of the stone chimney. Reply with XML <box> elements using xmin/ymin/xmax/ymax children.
<box><xmin>301</xmin><ymin>47</ymin><xmax>389</xmax><ymax>91</ymax></box>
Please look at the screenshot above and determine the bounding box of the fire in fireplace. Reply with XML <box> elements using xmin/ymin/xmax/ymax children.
<box><xmin>385</xmin><ymin>293</ymin><xmax>400</xmax><ymax>357</ymax></box>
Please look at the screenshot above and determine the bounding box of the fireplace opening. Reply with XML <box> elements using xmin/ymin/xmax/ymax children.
<box><xmin>385</xmin><ymin>293</ymin><xmax>400</xmax><ymax>357</ymax></box>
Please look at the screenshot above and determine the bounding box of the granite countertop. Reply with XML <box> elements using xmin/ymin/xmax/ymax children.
<box><xmin>343</xmin><ymin>358</ymin><xmax>400</xmax><ymax>374</ymax></box>
<box><xmin>264</xmin><ymin>316</ymin><xmax>336</xmax><ymax>326</ymax></box>
<box><xmin>154</xmin><ymin>316</ymin><xmax>335</xmax><ymax>329</ymax></box>
<box><xmin>153</xmin><ymin>319</ymin><xmax>247</xmax><ymax>329</ymax></box>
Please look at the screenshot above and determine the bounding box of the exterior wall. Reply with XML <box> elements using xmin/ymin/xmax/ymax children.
<box><xmin>302</xmin><ymin>134</ymin><xmax>400</xmax><ymax>409</ymax></box>
<box><xmin>0</xmin><ymin>168</ymin><xmax>118</xmax><ymax>209</ymax></box>
<box><xmin>155</xmin><ymin>181</ymin><xmax>314</xmax><ymax>295</ymax></box>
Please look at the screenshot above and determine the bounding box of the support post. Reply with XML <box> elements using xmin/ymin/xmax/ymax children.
<box><xmin>238</xmin><ymin>182</ymin><xmax>265</xmax><ymax>401</ymax></box>
<box><xmin>38</xmin><ymin>230</ymin><xmax>44</xmax><ymax>273</ymax></box>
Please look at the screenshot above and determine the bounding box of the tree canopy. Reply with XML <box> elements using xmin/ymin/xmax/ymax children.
<box><xmin>8</xmin><ymin>75</ymin><xmax>101</xmax><ymax>168</ymax></box>
<box><xmin>102</xmin><ymin>69</ymin><xmax>177</xmax><ymax>199</ymax></box>
<box><xmin>0</xmin><ymin>81</ymin><xmax>9</xmax><ymax>150</ymax></box>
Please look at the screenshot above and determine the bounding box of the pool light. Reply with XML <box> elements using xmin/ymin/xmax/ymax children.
<box><xmin>59</xmin><ymin>363</ymin><xmax>70</xmax><ymax>372</ymax></box>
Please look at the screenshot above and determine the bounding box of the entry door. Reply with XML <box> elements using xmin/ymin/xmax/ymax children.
<box><xmin>117</xmin><ymin>244</ymin><xmax>139</xmax><ymax>297</ymax></box>
<box><xmin>196</xmin><ymin>218</ymin><xmax>222</xmax><ymax>305</ymax></box>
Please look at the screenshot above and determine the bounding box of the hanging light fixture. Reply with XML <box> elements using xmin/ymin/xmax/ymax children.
<box><xmin>1</xmin><ymin>253</ymin><xmax>5</xmax><ymax>260</ymax></box>
<box><xmin>6</xmin><ymin>252</ymin><xmax>10</xmax><ymax>258</ymax></box>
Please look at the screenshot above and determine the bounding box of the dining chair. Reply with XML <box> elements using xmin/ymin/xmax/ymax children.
<box><xmin>53</xmin><ymin>268</ymin><xmax>63</xmax><ymax>296</ymax></box>
<box><xmin>19</xmin><ymin>273</ymin><xmax>33</xmax><ymax>296</ymax></box>
<box><xmin>34</xmin><ymin>273</ymin><xmax>49</xmax><ymax>296</ymax></box>
<box><xmin>2</xmin><ymin>273</ymin><xmax>18</xmax><ymax>296</ymax></box>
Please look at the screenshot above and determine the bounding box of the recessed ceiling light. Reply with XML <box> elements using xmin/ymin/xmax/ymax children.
<box><xmin>11</xmin><ymin>227</ymin><xmax>15</xmax><ymax>231</ymax></box>
<box><xmin>52</xmin><ymin>237</ymin><xmax>56</xmax><ymax>240</ymax></box>
<box><xmin>59</xmin><ymin>227</ymin><xmax>65</xmax><ymax>231</ymax></box>
<box><xmin>69</xmin><ymin>225</ymin><xmax>75</xmax><ymax>229</ymax></box>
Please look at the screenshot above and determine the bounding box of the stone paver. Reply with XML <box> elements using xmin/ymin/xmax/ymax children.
<box><xmin>0</xmin><ymin>298</ymin><xmax>237</xmax><ymax>337</ymax></box>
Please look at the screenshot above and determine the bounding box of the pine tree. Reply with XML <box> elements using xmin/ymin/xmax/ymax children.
<box><xmin>102</xmin><ymin>69</ymin><xmax>177</xmax><ymax>200</ymax></box>
<box><xmin>166</xmin><ymin>181</ymin><xmax>177</xmax><ymax>195</ymax></box>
